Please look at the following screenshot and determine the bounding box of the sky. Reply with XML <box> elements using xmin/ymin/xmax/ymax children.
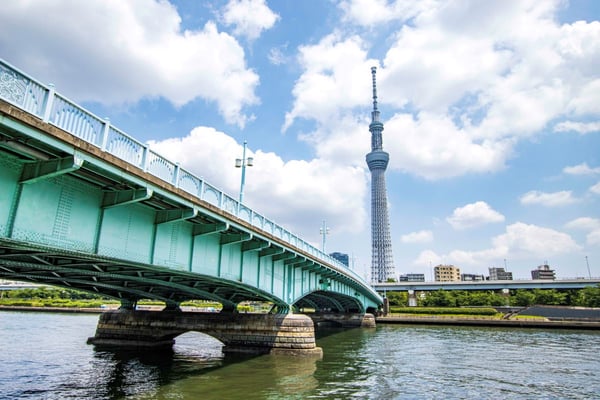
<box><xmin>1</xmin><ymin>0</ymin><xmax>599</xmax><ymax>281</ymax></box>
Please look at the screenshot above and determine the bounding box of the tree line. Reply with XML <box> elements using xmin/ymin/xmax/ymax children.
<box><xmin>385</xmin><ymin>286</ymin><xmax>600</xmax><ymax>308</ymax></box>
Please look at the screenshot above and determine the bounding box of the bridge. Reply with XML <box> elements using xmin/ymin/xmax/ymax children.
<box><xmin>0</xmin><ymin>58</ymin><xmax>381</xmax><ymax>355</ymax></box>
<box><xmin>374</xmin><ymin>279</ymin><xmax>600</xmax><ymax>293</ymax></box>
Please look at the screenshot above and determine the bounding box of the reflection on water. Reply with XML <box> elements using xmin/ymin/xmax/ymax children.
<box><xmin>1</xmin><ymin>312</ymin><xmax>600</xmax><ymax>399</ymax></box>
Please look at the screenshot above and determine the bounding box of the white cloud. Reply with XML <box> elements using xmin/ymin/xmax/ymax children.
<box><xmin>283</xmin><ymin>33</ymin><xmax>376</xmax><ymax>132</ymax></box>
<box><xmin>590</xmin><ymin>182</ymin><xmax>600</xmax><ymax>195</ymax></box>
<box><xmin>221</xmin><ymin>0</ymin><xmax>279</xmax><ymax>41</ymax></box>
<box><xmin>520</xmin><ymin>190</ymin><xmax>579</xmax><ymax>207</ymax></box>
<box><xmin>339</xmin><ymin>0</ymin><xmax>432</xmax><ymax>26</ymax></box>
<box><xmin>401</xmin><ymin>230</ymin><xmax>433</xmax><ymax>244</ymax></box>
<box><xmin>565</xmin><ymin>217</ymin><xmax>600</xmax><ymax>231</ymax></box>
<box><xmin>414</xmin><ymin>222</ymin><xmax>581</xmax><ymax>268</ymax></box>
<box><xmin>414</xmin><ymin>249</ymin><xmax>442</xmax><ymax>267</ymax></box>
<box><xmin>148</xmin><ymin>127</ymin><xmax>368</xmax><ymax>239</ymax></box>
<box><xmin>565</xmin><ymin>217</ymin><xmax>600</xmax><ymax>247</ymax></box>
<box><xmin>554</xmin><ymin>121</ymin><xmax>600</xmax><ymax>134</ymax></box>
<box><xmin>493</xmin><ymin>222</ymin><xmax>581</xmax><ymax>259</ymax></box>
<box><xmin>385</xmin><ymin>113</ymin><xmax>513</xmax><ymax>179</ymax></box>
<box><xmin>0</xmin><ymin>0</ymin><xmax>258</xmax><ymax>128</ymax></box>
<box><xmin>563</xmin><ymin>163</ymin><xmax>600</xmax><ymax>175</ymax></box>
<box><xmin>588</xmin><ymin>230</ymin><xmax>600</xmax><ymax>246</ymax></box>
<box><xmin>286</xmin><ymin>1</ymin><xmax>600</xmax><ymax>182</ymax></box>
<box><xmin>446</xmin><ymin>201</ymin><xmax>505</xmax><ymax>230</ymax></box>
<box><xmin>268</xmin><ymin>45</ymin><xmax>289</xmax><ymax>65</ymax></box>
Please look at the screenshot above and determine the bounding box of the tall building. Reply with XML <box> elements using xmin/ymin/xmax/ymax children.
<box><xmin>329</xmin><ymin>252</ymin><xmax>349</xmax><ymax>267</ymax></box>
<box><xmin>434</xmin><ymin>264</ymin><xmax>461</xmax><ymax>282</ymax></box>
<box><xmin>366</xmin><ymin>67</ymin><xmax>395</xmax><ymax>283</ymax></box>
<box><xmin>399</xmin><ymin>273</ymin><xmax>425</xmax><ymax>282</ymax></box>
<box><xmin>489</xmin><ymin>267</ymin><xmax>513</xmax><ymax>280</ymax></box>
<box><xmin>531</xmin><ymin>264</ymin><xmax>556</xmax><ymax>280</ymax></box>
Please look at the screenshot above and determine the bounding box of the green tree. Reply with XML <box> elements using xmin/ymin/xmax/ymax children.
<box><xmin>576</xmin><ymin>285</ymin><xmax>600</xmax><ymax>307</ymax></box>
<box><xmin>533</xmin><ymin>289</ymin><xmax>567</xmax><ymax>305</ymax></box>
<box><xmin>422</xmin><ymin>290</ymin><xmax>456</xmax><ymax>307</ymax></box>
<box><xmin>513</xmin><ymin>290</ymin><xmax>536</xmax><ymax>306</ymax></box>
<box><xmin>386</xmin><ymin>291</ymin><xmax>408</xmax><ymax>306</ymax></box>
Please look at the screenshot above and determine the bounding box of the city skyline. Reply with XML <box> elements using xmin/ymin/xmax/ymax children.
<box><xmin>1</xmin><ymin>0</ymin><xmax>598</xmax><ymax>281</ymax></box>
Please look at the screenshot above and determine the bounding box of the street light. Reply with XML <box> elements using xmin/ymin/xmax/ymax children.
<box><xmin>320</xmin><ymin>220</ymin><xmax>329</xmax><ymax>253</ymax></box>
<box><xmin>586</xmin><ymin>255</ymin><xmax>592</xmax><ymax>279</ymax></box>
<box><xmin>235</xmin><ymin>140</ymin><xmax>253</xmax><ymax>204</ymax></box>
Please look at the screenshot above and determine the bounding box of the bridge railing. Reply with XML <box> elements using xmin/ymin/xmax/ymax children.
<box><xmin>0</xmin><ymin>58</ymin><xmax>368</xmax><ymax>286</ymax></box>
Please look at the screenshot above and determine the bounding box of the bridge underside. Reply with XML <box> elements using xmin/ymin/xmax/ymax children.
<box><xmin>0</xmin><ymin>238</ymin><xmax>281</xmax><ymax>311</ymax></box>
<box><xmin>0</xmin><ymin>237</ymin><xmax>375</xmax><ymax>314</ymax></box>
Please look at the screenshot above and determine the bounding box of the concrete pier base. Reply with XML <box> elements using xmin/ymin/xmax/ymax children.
<box><xmin>308</xmin><ymin>313</ymin><xmax>376</xmax><ymax>328</ymax></box>
<box><xmin>87</xmin><ymin>310</ymin><xmax>322</xmax><ymax>356</ymax></box>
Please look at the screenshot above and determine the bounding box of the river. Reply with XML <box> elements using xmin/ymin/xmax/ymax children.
<box><xmin>0</xmin><ymin>311</ymin><xmax>599</xmax><ymax>399</ymax></box>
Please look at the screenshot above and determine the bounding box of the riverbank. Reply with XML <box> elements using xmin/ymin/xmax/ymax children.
<box><xmin>377</xmin><ymin>315</ymin><xmax>600</xmax><ymax>330</ymax></box>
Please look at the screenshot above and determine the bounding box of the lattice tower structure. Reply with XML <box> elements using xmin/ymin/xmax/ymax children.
<box><xmin>366</xmin><ymin>66</ymin><xmax>396</xmax><ymax>283</ymax></box>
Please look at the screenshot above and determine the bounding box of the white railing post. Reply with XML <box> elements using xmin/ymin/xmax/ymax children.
<box><xmin>100</xmin><ymin>118</ymin><xmax>110</xmax><ymax>150</ymax></box>
<box><xmin>141</xmin><ymin>146</ymin><xmax>149</xmax><ymax>171</ymax></box>
<box><xmin>173</xmin><ymin>163</ymin><xmax>180</xmax><ymax>187</ymax></box>
<box><xmin>42</xmin><ymin>83</ymin><xmax>55</xmax><ymax>123</ymax></box>
<box><xmin>199</xmin><ymin>177</ymin><xmax>204</xmax><ymax>200</ymax></box>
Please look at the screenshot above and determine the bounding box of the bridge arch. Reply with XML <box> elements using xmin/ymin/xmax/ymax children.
<box><xmin>293</xmin><ymin>290</ymin><xmax>364</xmax><ymax>314</ymax></box>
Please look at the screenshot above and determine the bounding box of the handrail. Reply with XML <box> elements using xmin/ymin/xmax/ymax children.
<box><xmin>0</xmin><ymin>58</ymin><xmax>374</xmax><ymax>293</ymax></box>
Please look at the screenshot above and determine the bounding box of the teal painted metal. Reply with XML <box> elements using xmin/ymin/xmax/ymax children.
<box><xmin>0</xmin><ymin>58</ymin><xmax>383</xmax><ymax>313</ymax></box>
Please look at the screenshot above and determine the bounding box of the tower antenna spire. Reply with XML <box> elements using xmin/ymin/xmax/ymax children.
<box><xmin>371</xmin><ymin>66</ymin><xmax>379</xmax><ymax>122</ymax></box>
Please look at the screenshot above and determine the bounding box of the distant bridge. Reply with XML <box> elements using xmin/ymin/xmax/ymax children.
<box><xmin>373</xmin><ymin>279</ymin><xmax>600</xmax><ymax>293</ymax></box>
<box><xmin>0</xmin><ymin>59</ymin><xmax>380</xmax><ymax>353</ymax></box>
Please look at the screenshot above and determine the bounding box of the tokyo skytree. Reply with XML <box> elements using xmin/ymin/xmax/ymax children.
<box><xmin>366</xmin><ymin>67</ymin><xmax>396</xmax><ymax>283</ymax></box>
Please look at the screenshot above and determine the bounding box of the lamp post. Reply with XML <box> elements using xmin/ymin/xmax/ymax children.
<box><xmin>586</xmin><ymin>255</ymin><xmax>591</xmax><ymax>279</ymax></box>
<box><xmin>235</xmin><ymin>140</ymin><xmax>253</xmax><ymax>204</ymax></box>
<box><xmin>320</xmin><ymin>220</ymin><xmax>329</xmax><ymax>253</ymax></box>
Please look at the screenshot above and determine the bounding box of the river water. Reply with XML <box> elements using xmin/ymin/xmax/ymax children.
<box><xmin>1</xmin><ymin>311</ymin><xmax>599</xmax><ymax>399</ymax></box>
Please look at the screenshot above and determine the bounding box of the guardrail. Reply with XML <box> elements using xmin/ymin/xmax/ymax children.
<box><xmin>0</xmin><ymin>58</ymin><xmax>368</xmax><ymax>286</ymax></box>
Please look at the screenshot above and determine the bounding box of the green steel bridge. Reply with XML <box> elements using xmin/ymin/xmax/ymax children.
<box><xmin>0</xmin><ymin>58</ymin><xmax>382</xmax><ymax>316</ymax></box>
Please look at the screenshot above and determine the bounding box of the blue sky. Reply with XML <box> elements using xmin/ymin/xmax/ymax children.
<box><xmin>1</xmin><ymin>0</ymin><xmax>599</xmax><ymax>281</ymax></box>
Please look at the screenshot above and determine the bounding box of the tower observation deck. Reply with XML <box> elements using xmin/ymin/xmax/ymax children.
<box><xmin>366</xmin><ymin>67</ymin><xmax>396</xmax><ymax>283</ymax></box>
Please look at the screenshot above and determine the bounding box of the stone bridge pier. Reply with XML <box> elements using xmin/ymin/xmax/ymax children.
<box><xmin>87</xmin><ymin>310</ymin><xmax>323</xmax><ymax>356</ymax></box>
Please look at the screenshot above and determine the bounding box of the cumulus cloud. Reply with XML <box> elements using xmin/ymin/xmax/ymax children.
<box><xmin>221</xmin><ymin>0</ymin><xmax>279</xmax><ymax>41</ymax></box>
<box><xmin>414</xmin><ymin>222</ymin><xmax>581</xmax><ymax>267</ymax></box>
<box><xmin>520</xmin><ymin>190</ymin><xmax>579</xmax><ymax>207</ymax></box>
<box><xmin>565</xmin><ymin>217</ymin><xmax>600</xmax><ymax>247</ymax></box>
<box><xmin>554</xmin><ymin>121</ymin><xmax>600</xmax><ymax>134</ymax></box>
<box><xmin>565</xmin><ymin>217</ymin><xmax>600</xmax><ymax>231</ymax></box>
<box><xmin>0</xmin><ymin>0</ymin><xmax>258</xmax><ymax>127</ymax></box>
<box><xmin>283</xmin><ymin>33</ymin><xmax>376</xmax><ymax>132</ymax></box>
<box><xmin>148</xmin><ymin>127</ymin><xmax>368</xmax><ymax>239</ymax></box>
<box><xmin>590</xmin><ymin>182</ymin><xmax>600</xmax><ymax>195</ymax></box>
<box><xmin>414</xmin><ymin>249</ymin><xmax>442</xmax><ymax>267</ymax></box>
<box><xmin>563</xmin><ymin>163</ymin><xmax>600</xmax><ymax>175</ymax></box>
<box><xmin>446</xmin><ymin>201</ymin><xmax>505</xmax><ymax>230</ymax></box>
<box><xmin>286</xmin><ymin>0</ymin><xmax>600</xmax><ymax>181</ymax></box>
<box><xmin>401</xmin><ymin>230</ymin><xmax>433</xmax><ymax>244</ymax></box>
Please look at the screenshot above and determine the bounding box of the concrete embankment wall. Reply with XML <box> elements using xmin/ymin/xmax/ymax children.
<box><xmin>377</xmin><ymin>316</ymin><xmax>600</xmax><ymax>330</ymax></box>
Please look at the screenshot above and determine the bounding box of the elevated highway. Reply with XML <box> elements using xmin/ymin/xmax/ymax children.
<box><xmin>373</xmin><ymin>278</ymin><xmax>600</xmax><ymax>293</ymax></box>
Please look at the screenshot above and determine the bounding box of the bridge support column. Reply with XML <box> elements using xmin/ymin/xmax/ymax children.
<box><xmin>87</xmin><ymin>310</ymin><xmax>322</xmax><ymax>356</ymax></box>
<box><xmin>308</xmin><ymin>313</ymin><xmax>376</xmax><ymax>329</ymax></box>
